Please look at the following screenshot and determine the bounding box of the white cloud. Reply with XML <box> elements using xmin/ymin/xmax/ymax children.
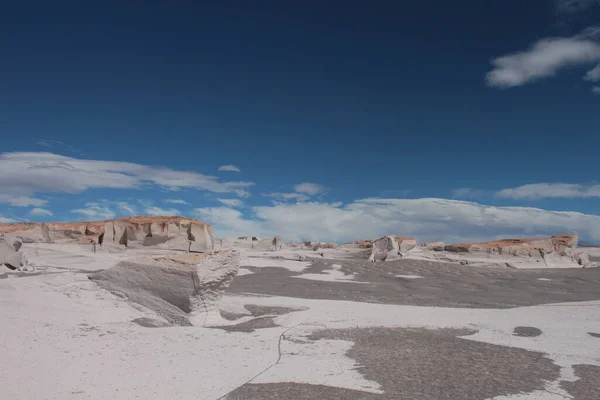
<box><xmin>0</xmin><ymin>194</ymin><xmax>47</xmax><ymax>207</ymax></box>
<box><xmin>0</xmin><ymin>216</ymin><xmax>18</xmax><ymax>223</ymax></box>
<box><xmin>164</xmin><ymin>199</ymin><xmax>188</xmax><ymax>205</ymax></box>
<box><xmin>486</xmin><ymin>37</ymin><xmax>600</xmax><ymax>88</ymax></box>
<box><xmin>71</xmin><ymin>203</ymin><xmax>116</xmax><ymax>220</ymax></box>
<box><xmin>0</xmin><ymin>152</ymin><xmax>254</xmax><ymax>198</ymax></box>
<box><xmin>584</xmin><ymin>63</ymin><xmax>600</xmax><ymax>81</ymax></box>
<box><xmin>262</xmin><ymin>192</ymin><xmax>310</xmax><ymax>202</ymax></box>
<box><xmin>217</xmin><ymin>198</ymin><xmax>244</xmax><ymax>208</ymax></box>
<box><xmin>116</xmin><ymin>202</ymin><xmax>137</xmax><ymax>215</ymax></box>
<box><xmin>593</xmin><ymin>86</ymin><xmax>600</xmax><ymax>93</ymax></box>
<box><xmin>218</xmin><ymin>165</ymin><xmax>241</xmax><ymax>172</ymax></box>
<box><xmin>145</xmin><ymin>206</ymin><xmax>180</xmax><ymax>216</ymax></box>
<box><xmin>452</xmin><ymin>188</ymin><xmax>487</xmax><ymax>199</ymax></box>
<box><xmin>555</xmin><ymin>0</ymin><xmax>600</xmax><ymax>14</ymax></box>
<box><xmin>293</xmin><ymin>182</ymin><xmax>327</xmax><ymax>196</ymax></box>
<box><xmin>497</xmin><ymin>183</ymin><xmax>600</xmax><ymax>200</ymax></box>
<box><xmin>29</xmin><ymin>208</ymin><xmax>53</xmax><ymax>216</ymax></box>
<box><xmin>193</xmin><ymin>198</ymin><xmax>600</xmax><ymax>243</ymax></box>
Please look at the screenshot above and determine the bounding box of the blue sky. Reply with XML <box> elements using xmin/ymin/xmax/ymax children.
<box><xmin>1</xmin><ymin>0</ymin><xmax>599</xmax><ymax>243</ymax></box>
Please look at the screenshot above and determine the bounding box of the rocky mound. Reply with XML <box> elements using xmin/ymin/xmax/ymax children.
<box><xmin>0</xmin><ymin>234</ymin><xmax>27</xmax><ymax>270</ymax></box>
<box><xmin>89</xmin><ymin>250</ymin><xmax>240</xmax><ymax>326</ymax></box>
<box><xmin>0</xmin><ymin>216</ymin><xmax>214</xmax><ymax>252</ymax></box>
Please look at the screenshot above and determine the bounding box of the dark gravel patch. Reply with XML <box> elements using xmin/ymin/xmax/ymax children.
<box><xmin>214</xmin><ymin>316</ymin><xmax>279</xmax><ymax>333</ymax></box>
<box><xmin>244</xmin><ymin>304</ymin><xmax>305</xmax><ymax>317</ymax></box>
<box><xmin>131</xmin><ymin>317</ymin><xmax>171</xmax><ymax>328</ymax></box>
<box><xmin>228</xmin><ymin>327</ymin><xmax>560</xmax><ymax>400</ymax></box>
<box><xmin>513</xmin><ymin>326</ymin><xmax>543</xmax><ymax>337</ymax></box>
<box><xmin>588</xmin><ymin>332</ymin><xmax>600</xmax><ymax>338</ymax></box>
<box><xmin>560</xmin><ymin>364</ymin><xmax>600</xmax><ymax>400</ymax></box>
<box><xmin>229</xmin><ymin>258</ymin><xmax>600</xmax><ymax>308</ymax></box>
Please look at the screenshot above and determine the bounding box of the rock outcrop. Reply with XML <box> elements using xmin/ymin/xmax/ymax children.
<box><xmin>89</xmin><ymin>250</ymin><xmax>240</xmax><ymax>326</ymax></box>
<box><xmin>443</xmin><ymin>234</ymin><xmax>589</xmax><ymax>268</ymax></box>
<box><xmin>369</xmin><ymin>236</ymin><xmax>401</xmax><ymax>262</ymax></box>
<box><xmin>0</xmin><ymin>234</ymin><xmax>28</xmax><ymax>270</ymax></box>
<box><xmin>0</xmin><ymin>216</ymin><xmax>214</xmax><ymax>252</ymax></box>
<box><xmin>272</xmin><ymin>236</ymin><xmax>283</xmax><ymax>250</ymax></box>
<box><xmin>420</xmin><ymin>242</ymin><xmax>445</xmax><ymax>251</ymax></box>
<box><xmin>395</xmin><ymin>237</ymin><xmax>417</xmax><ymax>253</ymax></box>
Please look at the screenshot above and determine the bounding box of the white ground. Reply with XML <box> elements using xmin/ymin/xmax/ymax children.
<box><xmin>1</xmin><ymin>242</ymin><xmax>598</xmax><ymax>399</ymax></box>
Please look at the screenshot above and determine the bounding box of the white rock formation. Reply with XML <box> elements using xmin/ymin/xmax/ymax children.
<box><xmin>89</xmin><ymin>250</ymin><xmax>240</xmax><ymax>326</ymax></box>
<box><xmin>0</xmin><ymin>234</ymin><xmax>28</xmax><ymax>270</ymax></box>
<box><xmin>369</xmin><ymin>236</ymin><xmax>400</xmax><ymax>262</ymax></box>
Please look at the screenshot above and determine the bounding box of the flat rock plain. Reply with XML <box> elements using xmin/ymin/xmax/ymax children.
<box><xmin>1</xmin><ymin>241</ymin><xmax>599</xmax><ymax>400</ymax></box>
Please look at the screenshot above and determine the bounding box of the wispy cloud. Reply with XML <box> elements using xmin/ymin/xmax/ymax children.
<box><xmin>496</xmin><ymin>183</ymin><xmax>600</xmax><ymax>200</ymax></box>
<box><xmin>452</xmin><ymin>188</ymin><xmax>487</xmax><ymax>199</ymax></box>
<box><xmin>194</xmin><ymin>198</ymin><xmax>600</xmax><ymax>243</ymax></box>
<box><xmin>584</xmin><ymin>63</ymin><xmax>600</xmax><ymax>81</ymax></box>
<box><xmin>0</xmin><ymin>216</ymin><xmax>18</xmax><ymax>223</ymax></box>
<box><xmin>217</xmin><ymin>198</ymin><xmax>244</xmax><ymax>208</ymax></box>
<box><xmin>555</xmin><ymin>0</ymin><xmax>600</xmax><ymax>14</ymax></box>
<box><xmin>164</xmin><ymin>199</ymin><xmax>188</xmax><ymax>205</ymax></box>
<box><xmin>262</xmin><ymin>192</ymin><xmax>310</xmax><ymax>202</ymax></box>
<box><xmin>218</xmin><ymin>165</ymin><xmax>241</xmax><ymax>172</ymax></box>
<box><xmin>116</xmin><ymin>202</ymin><xmax>137</xmax><ymax>215</ymax></box>
<box><xmin>293</xmin><ymin>182</ymin><xmax>327</xmax><ymax>196</ymax></box>
<box><xmin>29</xmin><ymin>208</ymin><xmax>53</xmax><ymax>216</ymax></box>
<box><xmin>145</xmin><ymin>206</ymin><xmax>180</xmax><ymax>216</ymax></box>
<box><xmin>71</xmin><ymin>203</ymin><xmax>116</xmax><ymax>220</ymax></box>
<box><xmin>0</xmin><ymin>152</ymin><xmax>254</xmax><ymax>198</ymax></box>
<box><xmin>0</xmin><ymin>194</ymin><xmax>47</xmax><ymax>207</ymax></box>
<box><xmin>593</xmin><ymin>86</ymin><xmax>600</xmax><ymax>93</ymax></box>
<box><xmin>486</xmin><ymin>36</ymin><xmax>600</xmax><ymax>88</ymax></box>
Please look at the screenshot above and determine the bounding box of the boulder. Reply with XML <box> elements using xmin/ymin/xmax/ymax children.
<box><xmin>369</xmin><ymin>235</ymin><xmax>400</xmax><ymax>262</ymax></box>
<box><xmin>89</xmin><ymin>250</ymin><xmax>240</xmax><ymax>326</ymax></box>
<box><xmin>0</xmin><ymin>234</ymin><xmax>27</xmax><ymax>270</ymax></box>
<box><xmin>421</xmin><ymin>242</ymin><xmax>445</xmax><ymax>251</ymax></box>
<box><xmin>272</xmin><ymin>236</ymin><xmax>283</xmax><ymax>250</ymax></box>
<box><xmin>395</xmin><ymin>237</ymin><xmax>417</xmax><ymax>252</ymax></box>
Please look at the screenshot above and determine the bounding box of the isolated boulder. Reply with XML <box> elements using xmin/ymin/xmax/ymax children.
<box><xmin>421</xmin><ymin>242</ymin><xmax>445</xmax><ymax>251</ymax></box>
<box><xmin>89</xmin><ymin>250</ymin><xmax>240</xmax><ymax>326</ymax></box>
<box><xmin>272</xmin><ymin>236</ymin><xmax>283</xmax><ymax>250</ymax></box>
<box><xmin>395</xmin><ymin>237</ymin><xmax>417</xmax><ymax>252</ymax></box>
<box><xmin>369</xmin><ymin>236</ymin><xmax>400</xmax><ymax>262</ymax></box>
<box><xmin>0</xmin><ymin>235</ymin><xmax>27</xmax><ymax>270</ymax></box>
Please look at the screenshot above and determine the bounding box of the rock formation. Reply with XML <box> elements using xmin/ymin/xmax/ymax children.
<box><xmin>0</xmin><ymin>216</ymin><xmax>214</xmax><ymax>252</ymax></box>
<box><xmin>89</xmin><ymin>250</ymin><xmax>240</xmax><ymax>326</ymax></box>
<box><xmin>395</xmin><ymin>237</ymin><xmax>417</xmax><ymax>253</ymax></box>
<box><xmin>272</xmin><ymin>236</ymin><xmax>283</xmax><ymax>250</ymax></box>
<box><xmin>0</xmin><ymin>234</ymin><xmax>27</xmax><ymax>270</ymax></box>
<box><xmin>420</xmin><ymin>242</ymin><xmax>445</xmax><ymax>251</ymax></box>
<box><xmin>369</xmin><ymin>236</ymin><xmax>401</xmax><ymax>262</ymax></box>
<box><xmin>443</xmin><ymin>234</ymin><xmax>592</xmax><ymax>268</ymax></box>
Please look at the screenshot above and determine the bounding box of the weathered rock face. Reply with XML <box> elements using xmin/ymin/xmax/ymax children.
<box><xmin>443</xmin><ymin>234</ymin><xmax>588</xmax><ymax>268</ymax></box>
<box><xmin>0</xmin><ymin>216</ymin><xmax>214</xmax><ymax>252</ymax></box>
<box><xmin>89</xmin><ymin>250</ymin><xmax>240</xmax><ymax>326</ymax></box>
<box><xmin>421</xmin><ymin>242</ymin><xmax>445</xmax><ymax>251</ymax></box>
<box><xmin>0</xmin><ymin>235</ymin><xmax>27</xmax><ymax>270</ymax></box>
<box><xmin>394</xmin><ymin>237</ymin><xmax>417</xmax><ymax>253</ymax></box>
<box><xmin>369</xmin><ymin>236</ymin><xmax>401</xmax><ymax>262</ymax></box>
<box><xmin>272</xmin><ymin>236</ymin><xmax>283</xmax><ymax>250</ymax></box>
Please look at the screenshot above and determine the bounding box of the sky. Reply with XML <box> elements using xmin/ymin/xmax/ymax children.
<box><xmin>1</xmin><ymin>0</ymin><xmax>599</xmax><ymax>244</ymax></box>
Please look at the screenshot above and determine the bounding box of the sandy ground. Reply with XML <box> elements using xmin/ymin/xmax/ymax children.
<box><xmin>1</xmin><ymin>242</ymin><xmax>599</xmax><ymax>399</ymax></box>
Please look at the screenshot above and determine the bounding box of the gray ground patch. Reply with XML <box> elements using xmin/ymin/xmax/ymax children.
<box><xmin>131</xmin><ymin>317</ymin><xmax>171</xmax><ymax>328</ymax></box>
<box><xmin>513</xmin><ymin>326</ymin><xmax>543</xmax><ymax>337</ymax></box>
<box><xmin>214</xmin><ymin>316</ymin><xmax>278</xmax><ymax>333</ymax></box>
<box><xmin>219</xmin><ymin>310</ymin><xmax>249</xmax><ymax>321</ymax></box>
<box><xmin>228</xmin><ymin>258</ymin><xmax>600</xmax><ymax>308</ymax></box>
<box><xmin>588</xmin><ymin>332</ymin><xmax>600</xmax><ymax>338</ymax></box>
<box><xmin>227</xmin><ymin>327</ymin><xmax>560</xmax><ymax>399</ymax></box>
<box><xmin>560</xmin><ymin>364</ymin><xmax>600</xmax><ymax>399</ymax></box>
<box><xmin>244</xmin><ymin>304</ymin><xmax>305</xmax><ymax>317</ymax></box>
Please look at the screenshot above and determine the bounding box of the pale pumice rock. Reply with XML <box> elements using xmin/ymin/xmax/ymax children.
<box><xmin>89</xmin><ymin>250</ymin><xmax>240</xmax><ymax>326</ymax></box>
<box><xmin>0</xmin><ymin>234</ymin><xmax>28</xmax><ymax>271</ymax></box>
<box><xmin>369</xmin><ymin>236</ymin><xmax>401</xmax><ymax>262</ymax></box>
